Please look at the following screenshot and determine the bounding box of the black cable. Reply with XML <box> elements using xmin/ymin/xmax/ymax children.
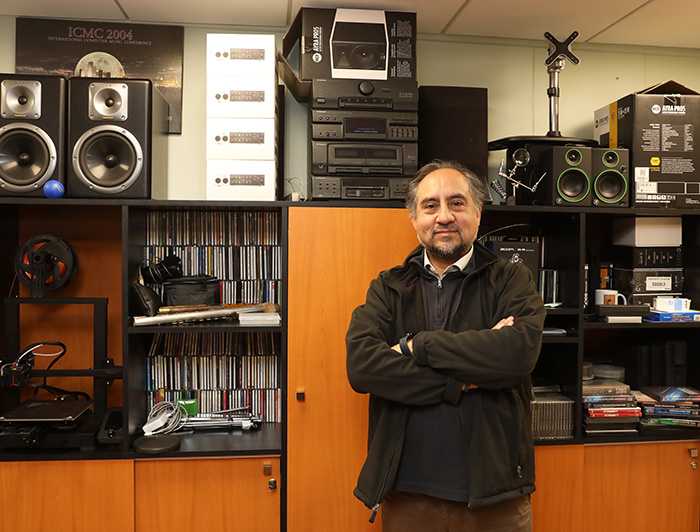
<box><xmin>478</xmin><ymin>223</ymin><xmax>543</xmax><ymax>242</ymax></box>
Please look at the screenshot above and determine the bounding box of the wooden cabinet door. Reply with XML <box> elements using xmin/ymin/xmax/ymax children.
<box><xmin>134</xmin><ymin>456</ymin><xmax>280</xmax><ymax>532</ymax></box>
<box><xmin>583</xmin><ymin>441</ymin><xmax>700</xmax><ymax>532</ymax></box>
<box><xmin>287</xmin><ymin>206</ymin><xmax>418</xmax><ymax>532</ymax></box>
<box><xmin>532</xmin><ymin>445</ymin><xmax>584</xmax><ymax>532</ymax></box>
<box><xmin>0</xmin><ymin>459</ymin><xmax>134</xmax><ymax>532</ymax></box>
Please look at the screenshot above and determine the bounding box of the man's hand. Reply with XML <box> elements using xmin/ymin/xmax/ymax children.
<box><xmin>492</xmin><ymin>315</ymin><xmax>514</xmax><ymax>329</ymax></box>
<box><xmin>391</xmin><ymin>338</ymin><xmax>413</xmax><ymax>354</ymax></box>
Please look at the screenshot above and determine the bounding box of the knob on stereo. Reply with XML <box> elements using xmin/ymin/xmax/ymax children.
<box><xmin>358</xmin><ymin>81</ymin><xmax>374</xmax><ymax>95</ymax></box>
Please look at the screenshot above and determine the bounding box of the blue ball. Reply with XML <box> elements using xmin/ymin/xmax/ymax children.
<box><xmin>43</xmin><ymin>180</ymin><xmax>65</xmax><ymax>198</ymax></box>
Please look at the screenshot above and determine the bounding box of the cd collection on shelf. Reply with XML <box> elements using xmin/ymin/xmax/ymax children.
<box><xmin>531</xmin><ymin>392</ymin><xmax>575</xmax><ymax>440</ymax></box>
<box><xmin>143</xmin><ymin>209</ymin><xmax>282</xmax><ymax>304</ymax></box>
<box><xmin>145</xmin><ymin>331</ymin><xmax>281</xmax><ymax>422</ymax></box>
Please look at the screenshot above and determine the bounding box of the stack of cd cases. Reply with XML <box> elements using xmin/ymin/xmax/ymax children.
<box><xmin>531</xmin><ymin>393</ymin><xmax>574</xmax><ymax>440</ymax></box>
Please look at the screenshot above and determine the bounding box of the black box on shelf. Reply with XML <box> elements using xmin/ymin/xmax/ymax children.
<box><xmin>594</xmin><ymin>80</ymin><xmax>700</xmax><ymax>209</ymax></box>
<box><xmin>613</xmin><ymin>268</ymin><xmax>684</xmax><ymax>294</ymax></box>
<box><xmin>280</xmin><ymin>7</ymin><xmax>417</xmax><ymax>102</ymax></box>
<box><xmin>608</xmin><ymin>245</ymin><xmax>683</xmax><ymax>269</ymax></box>
<box><xmin>484</xmin><ymin>239</ymin><xmax>539</xmax><ymax>279</ymax></box>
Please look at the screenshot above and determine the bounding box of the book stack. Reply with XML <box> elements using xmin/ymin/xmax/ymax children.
<box><xmin>637</xmin><ymin>386</ymin><xmax>700</xmax><ymax>431</ymax></box>
<box><xmin>582</xmin><ymin>379</ymin><xmax>640</xmax><ymax>435</ymax></box>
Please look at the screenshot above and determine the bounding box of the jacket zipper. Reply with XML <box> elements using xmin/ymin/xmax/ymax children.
<box><xmin>369</xmin><ymin>503</ymin><xmax>380</xmax><ymax>523</ymax></box>
<box><xmin>368</xmin><ymin>429</ymin><xmax>404</xmax><ymax>523</ymax></box>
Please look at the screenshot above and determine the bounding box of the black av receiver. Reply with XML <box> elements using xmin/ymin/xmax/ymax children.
<box><xmin>308</xmin><ymin>77</ymin><xmax>418</xmax><ymax>200</ymax></box>
<box><xmin>311</xmin><ymin>141</ymin><xmax>417</xmax><ymax>176</ymax></box>
<box><xmin>311</xmin><ymin>78</ymin><xmax>418</xmax><ymax>111</ymax></box>
<box><xmin>312</xmin><ymin>176</ymin><xmax>410</xmax><ymax>199</ymax></box>
<box><xmin>311</xmin><ymin>109</ymin><xmax>418</xmax><ymax>141</ymax></box>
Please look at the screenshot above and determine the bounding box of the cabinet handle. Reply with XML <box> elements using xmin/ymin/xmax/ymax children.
<box><xmin>296</xmin><ymin>389</ymin><xmax>305</xmax><ymax>401</ymax></box>
<box><xmin>268</xmin><ymin>478</ymin><xmax>278</xmax><ymax>491</ymax></box>
<box><xmin>691</xmin><ymin>462</ymin><xmax>698</xmax><ymax>470</ymax></box>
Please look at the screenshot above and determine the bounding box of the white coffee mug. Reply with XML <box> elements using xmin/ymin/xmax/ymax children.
<box><xmin>595</xmin><ymin>288</ymin><xmax>627</xmax><ymax>305</ymax></box>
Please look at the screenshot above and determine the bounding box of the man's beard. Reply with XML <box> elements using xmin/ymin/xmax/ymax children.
<box><xmin>423</xmin><ymin>226</ymin><xmax>473</xmax><ymax>263</ymax></box>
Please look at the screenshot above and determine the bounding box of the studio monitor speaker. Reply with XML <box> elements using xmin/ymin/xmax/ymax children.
<box><xmin>591</xmin><ymin>147</ymin><xmax>629</xmax><ymax>207</ymax></box>
<box><xmin>418</xmin><ymin>86</ymin><xmax>488</xmax><ymax>186</ymax></box>
<box><xmin>0</xmin><ymin>74</ymin><xmax>66</xmax><ymax>197</ymax></box>
<box><xmin>534</xmin><ymin>146</ymin><xmax>592</xmax><ymax>206</ymax></box>
<box><xmin>67</xmin><ymin>77</ymin><xmax>168</xmax><ymax>198</ymax></box>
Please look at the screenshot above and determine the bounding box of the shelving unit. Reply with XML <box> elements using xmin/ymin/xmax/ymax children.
<box><xmin>1</xmin><ymin>198</ymin><xmax>699</xmax><ymax>532</ymax></box>
<box><xmin>124</xmin><ymin>202</ymin><xmax>287</xmax><ymax>457</ymax></box>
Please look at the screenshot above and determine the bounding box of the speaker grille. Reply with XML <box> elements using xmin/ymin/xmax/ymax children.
<box><xmin>594</xmin><ymin>170</ymin><xmax>627</xmax><ymax>204</ymax></box>
<box><xmin>556</xmin><ymin>168</ymin><xmax>590</xmax><ymax>203</ymax></box>
<box><xmin>71</xmin><ymin>124</ymin><xmax>143</xmax><ymax>194</ymax></box>
<box><xmin>0</xmin><ymin>123</ymin><xmax>57</xmax><ymax>192</ymax></box>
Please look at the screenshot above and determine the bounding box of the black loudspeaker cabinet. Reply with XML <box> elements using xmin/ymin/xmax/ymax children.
<box><xmin>521</xmin><ymin>145</ymin><xmax>593</xmax><ymax>207</ymax></box>
<box><xmin>418</xmin><ymin>86</ymin><xmax>488</xmax><ymax>185</ymax></box>
<box><xmin>67</xmin><ymin>77</ymin><xmax>168</xmax><ymax>199</ymax></box>
<box><xmin>591</xmin><ymin>147</ymin><xmax>629</xmax><ymax>207</ymax></box>
<box><xmin>0</xmin><ymin>74</ymin><xmax>66</xmax><ymax>197</ymax></box>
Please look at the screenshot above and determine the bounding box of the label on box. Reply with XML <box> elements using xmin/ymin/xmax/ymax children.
<box><xmin>645</xmin><ymin>276</ymin><xmax>672</xmax><ymax>291</ymax></box>
<box><xmin>636</xmin><ymin>181</ymin><xmax>655</xmax><ymax>193</ymax></box>
<box><xmin>635</xmin><ymin>167</ymin><xmax>650</xmax><ymax>181</ymax></box>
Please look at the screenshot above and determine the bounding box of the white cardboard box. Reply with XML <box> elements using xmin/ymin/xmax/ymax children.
<box><xmin>206</xmin><ymin>159</ymin><xmax>277</xmax><ymax>201</ymax></box>
<box><xmin>612</xmin><ymin>216</ymin><xmax>682</xmax><ymax>246</ymax></box>
<box><xmin>206</xmin><ymin>34</ymin><xmax>277</xmax><ymax>77</ymax></box>
<box><xmin>206</xmin><ymin>117</ymin><xmax>277</xmax><ymax>160</ymax></box>
<box><xmin>206</xmin><ymin>75</ymin><xmax>277</xmax><ymax>118</ymax></box>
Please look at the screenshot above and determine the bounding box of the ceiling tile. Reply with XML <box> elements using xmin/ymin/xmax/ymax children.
<box><xmin>1</xmin><ymin>0</ymin><xmax>125</xmax><ymax>21</ymax></box>
<box><xmin>445</xmin><ymin>0</ymin><xmax>647</xmax><ymax>42</ymax></box>
<box><xmin>588</xmin><ymin>0</ymin><xmax>700</xmax><ymax>48</ymax></box>
<box><xmin>118</xmin><ymin>0</ymin><xmax>289</xmax><ymax>27</ymax></box>
<box><xmin>288</xmin><ymin>0</ymin><xmax>465</xmax><ymax>34</ymax></box>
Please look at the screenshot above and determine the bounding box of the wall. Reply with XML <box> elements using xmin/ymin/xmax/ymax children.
<box><xmin>4</xmin><ymin>16</ymin><xmax>700</xmax><ymax>200</ymax></box>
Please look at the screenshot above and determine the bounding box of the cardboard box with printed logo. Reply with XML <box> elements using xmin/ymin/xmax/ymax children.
<box><xmin>594</xmin><ymin>80</ymin><xmax>700</xmax><ymax>208</ymax></box>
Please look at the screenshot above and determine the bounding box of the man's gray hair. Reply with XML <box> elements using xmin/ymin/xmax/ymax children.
<box><xmin>405</xmin><ymin>160</ymin><xmax>488</xmax><ymax>217</ymax></box>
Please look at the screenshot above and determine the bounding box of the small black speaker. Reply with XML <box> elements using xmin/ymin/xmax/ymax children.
<box><xmin>533</xmin><ymin>146</ymin><xmax>592</xmax><ymax>206</ymax></box>
<box><xmin>67</xmin><ymin>77</ymin><xmax>168</xmax><ymax>198</ymax></box>
<box><xmin>0</xmin><ymin>74</ymin><xmax>66</xmax><ymax>197</ymax></box>
<box><xmin>418</xmin><ymin>86</ymin><xmax>488</xmax><ymax>185</ymax></box>
<box><xmin>591</xmin><ymin>147</ymin><xmax>629</xmax><ymax>207</ymax></box>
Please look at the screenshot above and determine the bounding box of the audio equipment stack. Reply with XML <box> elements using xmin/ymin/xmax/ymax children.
<box><xmin>309</xmin><ymin>77</ymin><xmax>418</xmax><ymax>200</ymax></box>
<box><xmin>0</xmin><ymin>75</ymin><xmax>66</xmax><ymax>197</ymax></box>
<box><xmin>205</xmin><ymin>34</ymin><xmax>279</xmax><ymax>201</ymax></box>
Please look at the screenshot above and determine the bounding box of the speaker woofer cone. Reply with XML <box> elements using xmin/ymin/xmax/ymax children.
<box><xmin>594</xmin><ymin>170</ymin><xmax>627</xmax><ymax>203</ymax></box>
<box><xmin>349</xmin><ymin>44</ymin><xmax>382</xmax><ymax>69</ymax></box>
<box><xmin>0</xmin><ymin>123</ymin><xmax>57</xmax><ymax>192</ymax></box>
<box><xmin>557</xmin><ymin>168</ymin><xmax>590</xmax><ymax>203</ymax></box>
<box><xmin>72</xmin><ymin>124</ymin><xmax>143</xmax><ymax>194</ymax></box>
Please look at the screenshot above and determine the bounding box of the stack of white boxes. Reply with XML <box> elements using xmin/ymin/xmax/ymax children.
<box><xmin>205</xmin><ymin>34</ymin><xmax>278</xmax><ymax>200</ymax></box>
